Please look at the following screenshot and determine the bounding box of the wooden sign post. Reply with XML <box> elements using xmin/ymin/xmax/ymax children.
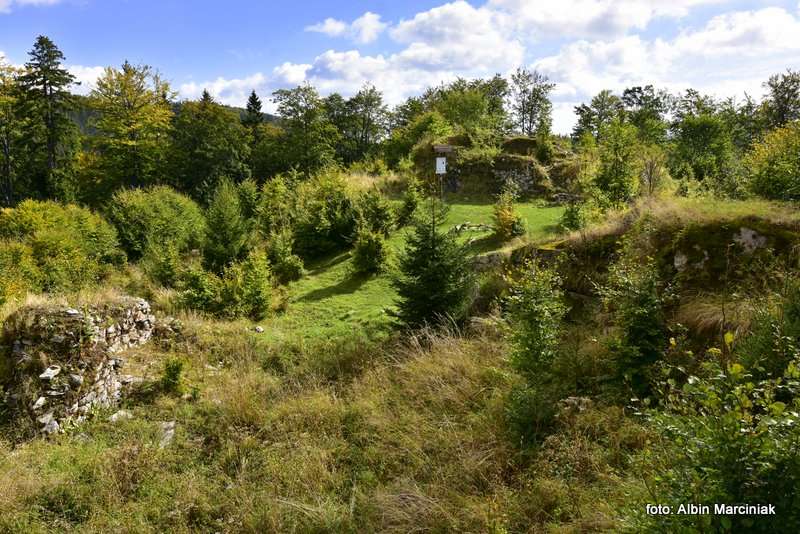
<box><xmin>433</xmin><ymin>144</ymin><xmax>453</xmax><ymax>198</ymax></box>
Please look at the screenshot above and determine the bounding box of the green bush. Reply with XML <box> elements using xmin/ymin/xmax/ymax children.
<box><xmin>107</xmin><ymin>186</ymin><xmax>205</xmax><ymax>260</ymax></box>
<box><xmin>236</xmin><ymin>178</ymin><xmax>260</xmax><ymax>221</ymax></box>
<box><xmin>266</xmin><ymin>228</ymin><xmax>304</xmax><ymax>284</ymax></box>
<box><xmin>634</xmin><ymin>355</ymin><xmax>800</xmax><ymax>533</ymax></box>
<box><xmin>506</xmin><ymin>261</ymin><xmax>567</xmax><ymax>381</ymax></box>
<box><xmin>352</xmin><ymin>227</ymin><xmax>389</xmax><ymax>275</ymax></box>
<box><xmin>393</xmin><ymin>199</ymin><xmax>474</xmax><ymax>327</ymax></box>
<box><xmin>397</xmin><ymin>177</ymin><xmax>422</xmax><ymax>227</ymax></box>
<box><xmin>601</xmin><ymin>259</ymin><xmax>669</xmax><ymax>396</ymax></box>
<box><xmin>0</xmin><ymin>200</ymin><xmax>125</xmax><ymax>293</ymax></box>
<box><xmin>140</xmin><ymin>241</ymin><xmax>184</xmax><ymax>288</ymax></box>
<box><xmin>293</xmin><ymin>172</ymin><xmax>357</xmax><ymax>259</ymax></box>
<box><xmin>506</xmin><ymin>384</ymin><xmax>559</xmax><ymax>446</ymax></box>
<box><xmin>219</xmin><ymin>250</ymin><xmax>272</xmax><ymax>319</ymax></box>
<box><xmin>737</xmin><ymin>281</ymin><xmax>800</xmax><ymax>379</ymax></box>
<box><xmin>492</xmin><ymin>185</ymin><xmax>527</xmax><ymax>241</ymax></box>
<box><xmin>160</xmin><ymin>358</ymin><xmax>184</xmax><ymax>395</ymax></box>
<box><xmin>0</xmin><ymin>241</ymin><xmax>42</xmax><ymax>305</ymax></box>
<box><xmin>559</xmin><ymin>200</ymin><xmax>603</xmax><ymax>231</ymax></box>
<box><xmin>746</xmin><ymin>121</ymin><xmax>800</xmax><ymax>200</ymax></box>
<box><xmin>355</xmin><ymin>189</ymin><xmax>395</xmax><ymax>236</ymax></box>
<box><xmin>181</xmin><ymin>250</ymin><xmax>272</xmax><ymax>319</ymax></box>
<box><xmin>257</xmin><ymin>174</ymin><xmax>297</xmax><ymax>237</ymax></box>
<box><xmin>181</xmin><ymin>268</ymin><xmax>222</xmax><ymax>312</ymax></box>
<box><xmin>204</xmin><ymin>178</ymin><xmax>251</xmax><ymax>273</ymax></box>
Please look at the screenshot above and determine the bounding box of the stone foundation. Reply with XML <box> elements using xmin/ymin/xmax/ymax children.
<box><xmin>1</xmin><ymin>297</ymin><xmax>157</xmax><ymax>434</ymax></box>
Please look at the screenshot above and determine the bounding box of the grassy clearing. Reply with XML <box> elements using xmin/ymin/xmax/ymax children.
<box><xmin>260</xmin><ymin>200</ymin><xmax>563</xmax><ymax>343</ymax></box>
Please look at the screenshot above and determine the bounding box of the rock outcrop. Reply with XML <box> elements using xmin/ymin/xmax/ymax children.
<box><xmin>1</xmin><ymin>297</ymin><xmax>157</xmax><ymax>434</ymax></box>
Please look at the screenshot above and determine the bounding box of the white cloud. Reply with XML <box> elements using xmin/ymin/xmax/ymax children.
<box><xmin>67</xmin><ymin>65</ymin><xmax>105</xmax><ymax>95</ymax></box>
<box><xmin>670</xmin><ymin>7</ymin><xmax>800</xmax><ymax>57</ymax></box>
<box><xmin>179</xmin><ymin>72</ymin><xmax>267</xmax><ymax>106</ymax></box>
<box><xmin>351</xmin><ymin>12</ymin><xmax>389</xmax><ymax>44</ymax></box>
<box><xmin>272</xmin><ymin>62</ymin><xmax>311</xmax><ymax>85</ymax></box>
<box><xmin>488</xmin><ymin>0</ymin><xmax>727</xmax><ymax>38</ymax></box>
<box><xmin>306</xmin><ymin>11</ymin><xmax>388</xmax><ymax>44</ymax></box>
<box><xmin>0</xmin><ymin>0</ymin><xmax>62</xmax><ymax>14</ymax></box>
<box><xmin>535</xmin><ymin>6</ymin><xmax>800</xmax><ymax>132</ymax></box>
<box><xmin>391</xmin><ymin>1</ymin><xmax>523</xmax><ymax>71</ymax></box>
<box><xmin>170</xmin><ymin>2</ymin><xmax>800</xmax><ymax>134</ymax></box>
<box><xmin>305</xmin><ymin>18</ymin><xmax>348</xmax><ymax>37</ymax></box>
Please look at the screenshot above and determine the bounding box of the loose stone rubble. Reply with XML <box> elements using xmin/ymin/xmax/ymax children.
<box><xmin>0</xmin><ymin>297</ymin><xmax>175</xmax><ymax>434</ymax></box>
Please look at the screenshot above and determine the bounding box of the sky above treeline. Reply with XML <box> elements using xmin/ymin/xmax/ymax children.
<box><xmin>1</xmin><ymin>0</ymin><xmax>799</xmax><ymax>133</ymax></box>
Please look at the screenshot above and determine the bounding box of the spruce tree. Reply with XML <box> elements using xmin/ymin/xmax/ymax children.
<box><xmin>18</xmin><ymin>35</ymin><xmax>78</xmax><ymax>199</ymax></box>
<box><xmin>393</xmin><ymin>198</ymin><xmax>474</xmax><ymax>327</ymax></box>
<box><xmin>242</xmin><ymin>90</ymin><xmax>263</xmax><ymax>129</ymax></box>
<box><xmin>203</xmin><ymin>178</ymin><xmax>250</xmax><ymax>273</ymax></box>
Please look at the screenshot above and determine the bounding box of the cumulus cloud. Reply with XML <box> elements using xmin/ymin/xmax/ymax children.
<box><xmin>272</xmin><ymin>62</ymin><xmax>311</xmax><ymax>85</ymax></box>
<box><xmin>488</xmin><ymin>0</ymin><xmax>727</xmax><ymax>38</ymax></box>
<box><xmin>67</xmin><ymin>65</ymin><xmax>105</xmax><ymax>95</ymax></box>
<box><xmin>391</xmin><ymin>1</ymin><xmax>523</xmax><ymax>71</ymax></box>
<box><xmin>0</xmin><ymin>0</ymin><xmax>62</xmax><ymax>14</ymax></box>
<box><xmin>535</xmin><ymin>6</ymin><xmax>800</xmax><ymax>132</ymax></box>
<box><xmin>179</xmin><ymin>72</ymin><xmax>267</xmax><ymax>106</ymax></box>
<box><xmin>160</xmin><ymin>1</ymin><xmax>800</xmax><ymax>134</ymax></box>
<box><xmin>306</xmin><ymin>12</ymin><xmax>388</xmax><ymax>44</ymax></box>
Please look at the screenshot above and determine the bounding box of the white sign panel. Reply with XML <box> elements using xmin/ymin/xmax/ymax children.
<box><xmin>435</xmin><ymin>157</ymin><xmax>447</xmax><ymax>175</ymax></box>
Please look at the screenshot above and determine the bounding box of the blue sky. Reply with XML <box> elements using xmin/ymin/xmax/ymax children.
<box><xmin>2</xmin><ymin>0</ymin><xmax>800</xmax><ymax>132</ymax></box>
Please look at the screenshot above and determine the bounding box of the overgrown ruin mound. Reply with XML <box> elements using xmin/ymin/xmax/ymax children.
<box><xmin>0</xmin><ymin>297</ymin><xmax>160</xmax><ymax>434</ymax></box>
<box><xmin>511</xmin><ymin>199</ymin><xmax>800</xmax><ymax>296</ymax></box>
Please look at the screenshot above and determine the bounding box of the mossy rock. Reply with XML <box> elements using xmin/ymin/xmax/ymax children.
<box><xmin>502</xmin><ymin>136</ymin><xmax>539</xmax><ymax>156</ymax></box>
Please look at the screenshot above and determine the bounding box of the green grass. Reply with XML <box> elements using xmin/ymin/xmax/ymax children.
<box><xmin>259</xmin><ymin>201</ymin><xmax>563</xmax><ymax>342</ymax></box>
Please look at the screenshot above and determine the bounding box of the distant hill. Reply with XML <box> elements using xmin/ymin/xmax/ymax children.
<box><xmin>69</xmin><ymin>94</ymin><xmax>278</xmax><ymax>136</ymax></box>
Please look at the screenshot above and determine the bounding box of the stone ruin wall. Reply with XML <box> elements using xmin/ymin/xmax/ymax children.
<box><xmin>1</xmin><ymin>297</ymin><xmax>160</xmax><ymax>434</ymax></box>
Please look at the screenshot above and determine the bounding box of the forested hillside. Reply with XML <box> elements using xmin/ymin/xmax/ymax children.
<box><xmin>1</xmin><ymin>35</ymin><xmax>800</xmax><ymax>532</ymax></box>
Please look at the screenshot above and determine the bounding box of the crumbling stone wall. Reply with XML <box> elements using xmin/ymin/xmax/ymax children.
<box><xmin>1</xmin><ymin>297</ymin><xmax>156</xmax><ymax>434</ymax></box>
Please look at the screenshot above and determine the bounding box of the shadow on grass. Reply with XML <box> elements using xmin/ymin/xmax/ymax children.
<box><xmin>296</xmin><ymin>273</ymin><xmax>370</xmax><ymax>303</ymax></box>
<box><xmin>464</xmin><ymin>233</ymin><xmax>504</xmax><ymax>255</ymax></box>
<box><xmin>305</xmin><ymin>251</ymin><xmax>351</xmax><ymax>275</ymax></box>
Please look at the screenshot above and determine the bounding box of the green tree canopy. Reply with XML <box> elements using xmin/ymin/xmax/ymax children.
<box><xmin>89</xmin><ymin>61</ymin><xmax>174</xmax><ymax>190</ymax></box>
<box><xmin>171</xmin><ymin>91</ymin><xmax>251</xmax><ymax>202</ymax></box>
<box><xmin>17</xmin><ymin>35</ymin><xmax>79</xmax><ymax>200</ymax></box>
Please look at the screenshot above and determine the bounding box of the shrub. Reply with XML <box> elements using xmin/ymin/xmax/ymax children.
<box><xmin>355</xmin><ymin>189</ymin><xmax>395</xmax><ymax>237</ymax></box>
<box><xmin>257</xmin><ymin>174</ymin><xmax>297</xmax><ymax>236</ymax></box>
<box><xmin>237</xmin><ymin>178</ymin><xmax>260</xmax><ymax>221</ymax></box>
<box><xmin>746</xmin><ymin>121</ymin><xmax>800</xmax><ymax>200</ymax></box>
<box><xmin>160</xmin><ymin>358</ymin><xmax>184</xmax><ymax>395</ymax></box>
<box><xmin>393</xmin><ymin>199</ymin><xmax>474</xmax><ymax>327</ymax></box>
<box><xmin>181</xmin><ymin>250</ymin><xmax>272</xmax><ymax>319</ymax></box>
<box><xmin>181</xmin><ymin>268</ymin><xmax>222</xmax><ymax>312</ymax></box>
<box><xmin>139</xmin><ymin>240</ymin><xmax>184</xmax><ymax>288</ymax></box>
<box><xmin>293</xmin><ymin>172</ymin><xmax>358</xmax><ymax>259</ymax></box>
<box><xmin>397</xmin><ymin>176</ymin><xmax>422</xmax><ymax>227</ymax></box>
<box><xmin>0</xmin><ymin>241</ymin><xmax>42</xmax><ymax>305</ymax></box>
<box><xmin>352</xmin><ymin>227</ymin><xmax>389</xmax><ymax>275</ymax></box>
<box><xmin>559</xmin><ymin>200</ymin><xmax>602</xmax><ymax>232</ymax></box>
<box><xmin>204</xmin><ymin>178</ymin><xmax>251</xmax><ymax>273</ymax></box>
<box><xmin>595</xmin><ymin>118</ymin><xmax>641</xmax><ymax>206</ymax></box>
<box><xmin>107</xmin><ymin>186</ymin><xmax>205</xmax><ymax>260</ymax></box>
<box><xmin>737</xmin><ymin>280</ymin><xmax>800</xmax><ymax>379</ymax></box>
<box><xmin>601</xmin><ymin>259</ymin><xmax>669</xmax><ymax>396</ymax></box>
<box><xmin>506</xmin><ymin>384</ymin><xmax>559</xmax><ymax>445</ymax></box>
<box><xmin>266</xmin><ymin>228</ymin><xmax>304</xmax><ymax>284</ymax></box>
<box><xmin>0</xmin><ymin>200</ymin><xmax>125</xmax><ymax>292</ymax></box>
<box><xmin>492</xmin><ymin>185</ymin><xmax>527</xmax><ymax>241</ymax></box>
<box><xmin>506</xmin><ymin>261</ymin><xmax>567</xmax><ymax>380</ymax></box>
<box><xmin>219</xmin><ymin>250</ymin><xmax>272</xmax><ymax>319</ymax></box>
<box><xmin>634</xmin><ymin>355</ymin><xmax>800</xmax><ymax>533</ymax></box>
